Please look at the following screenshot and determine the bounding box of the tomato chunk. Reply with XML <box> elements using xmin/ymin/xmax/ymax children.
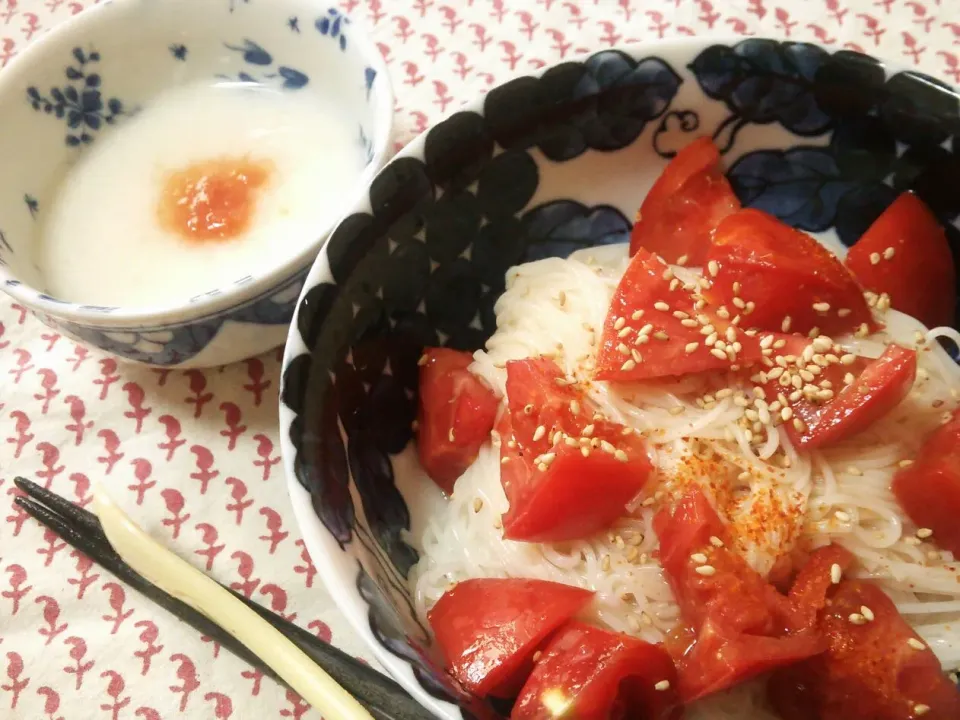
<box><xmin>499</xmin><ymin>357</ymin><xmax>651</xmax><ymax>542</ymax></box>
<box><xmin>511</xmin><ymin>621</ymin><xmax>682</xmax><ymax>720</ymax></box>
<box><xmin>760</xmin><ymin>339</ymin><xmax>916</xmax><ymax>450</ymax></box>
<box><xmin>786</xmin><ymin>544</ymin><xmax>856</xmax><ymax>632</ymax></box>
<box><xmin>769</xmin><ymin>580</ymin><xmax>960</xmax><ymax>720</ymax></box>
<box><xmin>892</xmin><ymin>409</ymin><xmax>960</xmax><ymax>556</ymax></box>
<box><xmin>654</xmin><ymin>490</ymin><xmax>823</xmax><ymax>702</ymax></box>
<box><xmin>417</xmin><ymin>348</ymin><xmax>499</xmax><ymax>494</ymax></box>
<box><xmin>705</xmin><ymin>209</ymin><xmax>874</xmax><ymax>336</ymax></box>
<box><xmin>427</xmin><ymin>578</ymin><xmax>594</xmax><ymax>698</ymax></box>
<box><xmin>596</xmin><ymin>248</ymin><xmax>762</xmax><ymax>382</ymax></box>
<box><xmin>845</xmin><ymin>192</ymin><xmax>956</xmax><ymax>329</ymax></box>
<box><xmin>630</xmin><ymin>137</ymin><xmax>740</xmax><ymax>266</ymax></box>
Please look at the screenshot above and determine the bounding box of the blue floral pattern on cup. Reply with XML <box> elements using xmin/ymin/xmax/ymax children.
<box><xmin>26</xmin><ymin>47</ymin><xmax>126</xmax><ymax>146</ymax></box>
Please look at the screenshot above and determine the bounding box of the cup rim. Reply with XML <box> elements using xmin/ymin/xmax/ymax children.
<box><xmin>0</xmin><ymin>0</ymin><xmax>394</xmax><ymax>328</ymax></box>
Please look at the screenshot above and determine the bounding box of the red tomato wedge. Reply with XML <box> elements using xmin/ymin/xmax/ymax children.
<box><xmin>596</xmin><ymin>248</ymin><xmax>762</xmax><ymax>382</ymax></box>
<box><xmin>705</xmin><ymin>209</ymin><xmax>874</xmax><ymax>336</ymax></box>
<box><xmin>654</xmin><ymin>490</ymin><xmax>823</xmax><ymax>703</ymax></box>
<box><xmin>757</xmin><ymin>338</ymin><xmax>916</xmax><ymax>449</ymax></box>
<box><xmin>417</xmin><ymin>348</ymin><xmax>499</xmax><ymax>494</ymax></box>
<box><xmin>511</xmin><ymin>621</ymin><xmax>682</xmax><ymax>720</ymax></box>
<box><xmin>769</xmin><ymin>580</ymin><xmax>960</xmax><ymax>720</ymax></box>
<box><xmin>845</xmin><ymin>192</ymin><xmax>956</xmax><ymax>329</ymax></box>
<box><xmin>892</xmin><ymin>409</ymin><xmax>960</xmax><ymax>556</ymax></box>
<box><xmin>427</xmin><ymin>578</ymin><xmax>594</xmax><ymax>698</ymax></box>
<box><xmin>786</xmin><ymin>544</ymin><xmax>856</xmax><ymax>632</ymax></box>
<box><xmin>498</xmin><ymin>357</ymin><xmax>651</xmax><ymax>542</ymax></box>
<box><xmin>630</xmin><ymin>137</ymin><xmax>740</xmax><ymax>266</ymax></box>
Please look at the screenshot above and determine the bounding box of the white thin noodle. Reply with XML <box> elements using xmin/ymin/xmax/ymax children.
<box><xmin>410</xmin><ymin>247</ymin><xmax>960</xmax><ymax>717</ymax></box>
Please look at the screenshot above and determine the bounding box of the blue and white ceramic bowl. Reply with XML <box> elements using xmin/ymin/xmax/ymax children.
<box><xmin>0</xmin><ymin>0</ymin><xmax>392</xmax><ymax>368</ymax></box>
<box><xmin>279</xmin><ymin>39</ymin><xmax>960</xmax><ymax>719</ymax></box>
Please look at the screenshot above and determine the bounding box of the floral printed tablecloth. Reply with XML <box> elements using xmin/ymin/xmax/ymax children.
<box><xmin>1</xmin><ymin>1</ymin><xmax>957</xmax><ymax>718</ymax></box>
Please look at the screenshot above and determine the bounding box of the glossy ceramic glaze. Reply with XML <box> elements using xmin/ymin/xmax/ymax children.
<box><xmin>0</xmin><ymin>0</ymin><xmax>392</xmax><ymax>367</ymax></box>
<box><xmin>279</xmin><ymin>38</ymin><xmax>960</xmax><ymax>719</ymax></box>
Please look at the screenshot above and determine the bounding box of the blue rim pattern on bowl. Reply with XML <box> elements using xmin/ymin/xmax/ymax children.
<box><xmin>0</xmin><ymin>0</ymin><xmax>393</xmax><ymax>366</ymax></box>
<box><xmin>280</xmin><ymin>38</ymin><xmax>960</xmax><ymax>718</ymax></box>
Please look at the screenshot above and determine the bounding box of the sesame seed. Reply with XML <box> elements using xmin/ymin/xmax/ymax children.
<box><xmin>631</xmin><ymin>310</ymin><xmax>644</xmax><ymax>321</ymax></box>
<box><xmin>655</xmin><ymin>680</ymin><xmax>671</xmax><ymax>692</ymax></box>
<box><xmin>710</xmin><ymin>348</ymin><xmax>727</xmax><ymax>360</ymax></box>
<box><xmin>581</xmin><ymin>447</ymin><xmax>590</xmax><ymax>457</ymax></box>
<box><xmin>599</xmin><ymin>440</ymin><xmax>615</xmax><ymax>454</ymax></box>
<box><xmin>673</xmin><ymin>310</ymin><xmax>689</xmax><ymax>320</ymax></box>
<box><xmin>685</xmin><ymin>341</ymin><xmax>700</xmax><ymax>354</ymax></box>
<box><xmin>691</xmin><ymin>553</ymin><xmax>708</xmax><ymax>564</ymax></box>
<box><xmin>618</xmin><ymin>326</ymin><xmax>632</xmax><ymax>339</ymax></box>
<box><xmin>882</xmin><ymin>246</ymin><xmax>896</xmax><ymax>260</ymax></box>
<box><xmin>849</xmin><ymin>613</ymin><xmax>867</xmax><ymax>625</ymax></box>
<box><xmin>708</xmin><ymin>260</ymin><xmax>719</xmax><ymax>277</ymax></box>
<box><xmin>582</xmin><ymin>424</ymin><xmax>595</xmax><ymax>437</ymax></box>
<box><xmin>621</xmin><ymin>359</ymin><xmax>637</xmax><ymax>372</ymax></box>
<box><xmin>448</xmin><ymin>428</ymin><xmax>456</xmax><ymax>442</ymax></box>
<box><xmin>631</xmin><ymin>349</ymin><xmax>643</xmax><ymax>363</ymax></box>
<box><xmin>869</xmin><ymin>252</ymin><xmax>881</xmax><ymax>265</ymax></box>
<box><xmin>501</xmin><ymin>457</ymin><xmax>510</xmax><ymax>465</ymax></box>
<box><xmin>732</xmin><ymin>296</ymin><xmax>746</xmax><ymax>309</ymax></box>
<box><xmin>899</xmin><ymin>459</ymin><xmax>915</xmax><ymax>468</ymax></box>
<box><xmin>638</xmin><ymin>323</ymin><xmax>653</xmax><ymax>336</ymax></box>
<box><xmin>830</xmin><ymin>564</ymin><xmax>842</xmax><ymax>584</ymax></box>
<box><xmin>570</xmin><ymin>400</ymin><xmax>581</xmax><ymax>415</ymax></box>
<box><xmin>676</xmin><ymin>254</ymin><xmax>689</xmax><ymax>266</ymax></box>
<box><xmin>835</xmin><ymin>510</ymin><xmax>851</xmax><ymax>523</ymax></box>
<box><xmin>781</xmin><ymin>316</ymin><xmax>793</xmax><ymax>332</ymax></box>
<box><xmin>914</xmin><ymin>704</ymin><xmax>931</xmax><ymax>716</ymax></box>
<box><xmin>654</xmin><ymin>301</ymin><xmax>670</xmax><ymax>312</ymax></box>
<box><xmin>813</xmin><ymin>301</ymin><xmax>831</xmax><ymax>313</ymax></box>
<box><xmin>908</xmin><ymin>638</ymin><xmax>926</xmax><ymax>650</ymax></box>
<box><xmin>709</xmin><ymin>536</ymin><xmax>724</xmax><ymax>547</ymax></box>
<box><xmin>614</xmin><ymin>316</ymin><xmax>626</xmax><ymax>330</ymax></box>
<box><xmin>669</xmin><ymin>406</ymin><xmax>685</xmax><ymax>416</ymax></box>
<box><xmin>793</xmin><ymin>417</ymin><xmax>806</xmax><ymax>432</ymax></box>
<box><xmin>533</xmin><ymin>425</ymin><xmax>546</xmax><ymax>442</ymax></box>
<box><xmin>717</xmin><ymin>307</ymin><xmax>730</xmax><ymax>319</ymax></box>
<box><xmin>681</xmin><ymin>318</ymin><xmax>699</xmax><ymax>328</ymax></box>
<box><xmin>540</xmin><ymin>452</ymin><xmax>556</xmax><ymax>465</ymax></box>
<box><xmin>614</xmin><ymin>449</ymin><xmax>629</xmax><ymax>462</ymax></box>
<box><xmin>694</xmin><ymin>565</ymin><xmax>716</xmax><ymax>576</ymax></box>
<box><xmin>473</xmin><ymin>498</ymin><xmax>483</xmax><ymax>512</ymax></box>
<box><xmin>861</xmin><ymin>605</ymin><xmax>874</xmax><ymax>622</ymax></box>
<box><xmin>917</xmin><ymin>528</ymin><xmax>934</xmax><ymax>539</ymax></box>
<box><xmin>654</xmin><ymin>331</ymin><xmax>669</xmax><ymax>341</ymax></box>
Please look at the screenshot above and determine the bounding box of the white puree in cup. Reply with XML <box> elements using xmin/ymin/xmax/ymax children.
<box><xmin>38</xmin><ymin>81</ymin><xmax>364</xmax><ymax>307</ymax></box>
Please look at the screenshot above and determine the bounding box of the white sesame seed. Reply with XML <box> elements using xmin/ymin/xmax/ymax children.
<box><xmin>532</xmin><ymin>425</ymin><xmax>546</xmax><ymax>442</ymax></box>
<box><xmin>860</xmin><ymin>605</ymin><xmax>874</xmax><ymax>622</ymax></box>
<box><xmin>848</xmin><ymin>612</ymin><xmax>867</xmax><ymax>625</ymax></box>
<box><xmin>779</xmin><ymin>407</ymin><xmax>793</xmax><ymax>425</ymax></box>
<box><xmin>781</xmin><ymin>316</ymin><xmax>792</xmax><ymax>332</ymax></box>
<box><xmin>654</xmin><ymin>301</ymin><xmax>670</xmax><ymax>312</ymax></box>
<box><xmin>694</xmin><ymin>565</ymin><xmax>716</xmax><ymax>576</ymax></box>
<box><xmin>668</xmin><ymin>405</ymin><xmax>685</xmax><ymax>416</ymax></box>
<box><xmin>837</xmin><ymin>308</ymin><xmax>852</xmax><ymax>317</ymax></box>
<box><xmin>614</xmin><ymin>316</ymin><xmax>626</xmax><ymax>330</ymax></box>
<box><xmin>732</xmin><ymin>296</ymin><xmax>746</xmax><ymax>309</ymax></box>
<box><xmin>614</xmin><ymin>449</ymin><xmax>629</xmax><ymax>462</ymax></box>
<box><xmin>540</xmin><ymin>452</ymin><xmax>556</xmax><ymax>465</ymax></box>
<box><xmin>717</xmin><ymin>306</ymin><xmax>730</xmax><ymax>319</ymax></box>
<box><xmin>835</xmin><ymin>510</ymin><xmax>851</xmax><ymax>523</ymax></box>
<box><xmin>917</xmin><ymin>528</ymin><xmax>934</xmax><ymax>539</ymax></box>
<box><xmin>813</xmin><ymin>301</ymin><xmax>831</xmax><ymax>313</ymax></box>
<box><xmin>621</xmin><ymin>359</ymin><xmax>637</xmax><ymax>372</ymax></box>
<box><xmin>631</xmin><ymin>349</ymin><xmax>643</xmax><ymax>363</ymax></box>
<box><xmin>631</xmin><ymin>310</ymin><xmax>644</xmax><ymax>321</ymax></box>
<box><xmin>654</xmin><ymin>331</ymin><xmax>669</xmax><ymax>341</ymax></box>
<box><xmin>830</xmin><ymin>563</ymin><xmax>842</xmax><ymax>584</ymax></box>
<box><xmin>673</xmin><ymin>310</ymin><xmax>689</xmax><ymax>320</ymax></box>
<box><xmin>869</xmin><ymin>252</ymin><xmax>881</xmax><ymax>265</ymax></box>
<box><xmin>685</xmin><ymin>341</ymin><xmax>700</xmax><ymax>354</ymax></box>
<box><xmin>581</xmin><ymin>447</ymin><xmax>590</xmax><ymax>457</ymax></box>
<box><xmin>760</xmin><ymin>335</ymin><xmax>774</xmax><ymax>349</ymax></box>
<box><xmin>883</xmin><ymin>246</ymin><xmax>895</xmax><ymax>260</ymax></box>
<box><xmin>707</xmin><ymin>260</ymin><xmax>719</xmax><ymax>277</ymax></box>
<box><xmin>709</xmin><ymin>535</ymin><xmax>724</xmax><ymax>547</ymax></box>
<box><xmin>691</xmin><ymin>553</ymin><xmax>708</xmax><ymax>564</ymax></box>
<box><xmin>654</xmin><ymin>680</ymin><xmax>671</xmax><ymax>692</ymax></box>
<box><xmin>914</xmin><ymin>704</ymin><xmax>931</xmax><ymax>716</ymax></box>
<box><xmin>501</xmin><ymin>457</ymin><xmax>510</xmax><ymax>465</ymax></box>
<box><xmin>638</xmin><ymin>323</ymin><xmax>653</xmax><ymax>336</ymax></box>
<box><xmin>908</xmin><ymin>638</ymin><xmax>926</xmax><ymax>650</ymax></box>
<box><xmin>710</xmin><ymin>348</ymin><xmax>727</xmax><ymax>360</ymax></box>
<box><xmin>618</xmin><ymin>326</ymin><xmax>632</xmax><ymax>339</ymax></box>
<box><xmin>582</xmin><ymin>424</ymin><xmax>595</xmax><ymax>437</ymax></box>
<box><xmin>676</xmin><ymin>254</ymin><xmax>688</xmax><ymax>266</ymax></box>
<box><xmin>681</xmin><ymin>318</ymin><xmax>699</xmax><ymax>328</ymax></box>
<box><xmin>570</xmin><ymin>400</ymin><xmax>581</xmax><ymax>415</ymax></box>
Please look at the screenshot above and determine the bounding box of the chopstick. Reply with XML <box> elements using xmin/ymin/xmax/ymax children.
<box><xmin>13</xmin><ymin>477</ymin><xmax>434</xmax><ymax>720</ymax></box>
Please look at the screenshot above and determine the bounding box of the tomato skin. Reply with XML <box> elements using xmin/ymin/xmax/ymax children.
<box><xmin>500</xmin><ymin>358</ymin><xmax>652</xmax><ymax>542</ymax></box>
<box><xmin>630</xmin><ymin>137</ymin><xmax>740</xmax><ymax>266</ymax></box>
<box><xmin>845</xmin><ymin>192</ymin><xmax>956</xmax><ymax>329</ymax></box>
<box><xmin>892</xmin><ymin>409</ymin><xmax>960</xmax><ymax>556</ymax></box>
<box><xmin>417</xmin><ymin>348</ymin><xmax>500</xmax><ymax>493</ymax></box>
<box><xmin>654</xmin><ymin>490</ymin><xmax>823</xmax><ymax>703</ymax></box>
<box><xmin>706</xmin><ymin>209</ymin><xmax>874</xmax><ymax>336</ymax></box>
<box><xmin>596</xmin><ymin>248</ymin><xmax>762</xmax><ymax>382</ymax></box>
<box><xmin>798</xmin><ymin>344</ymin><xmax>916</xmax><ymax>449</ymax></box>
<box><xmin>511</xmin><ymin>621</ymin><xmax>682</xmax><ymax>720</ymax></box>
<box><xmin>769</xmin><ymin>580</ymin><xmax>960</xmax><ymax>720</ymax></box>
<box><xmin>786</xmin><ymin>544</ymin><xmax>856</xmax><ymax>632</ymax></box>
<box><xmin>427</xmin><ymin>578</ymin><xmax>594</xmax><ymax>698</ymax></box>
